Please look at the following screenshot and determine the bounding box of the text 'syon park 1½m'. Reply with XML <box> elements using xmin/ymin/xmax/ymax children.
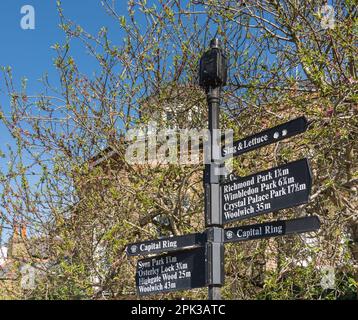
<box><xmin>125</xmin><ymin>39</ymin><xmax>321</xmax><ymax>299</ymax></box>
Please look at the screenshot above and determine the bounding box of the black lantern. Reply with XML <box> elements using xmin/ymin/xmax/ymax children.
<box><xmin>199</xmin><ymin>38</ymin><xmax>228</xmax><ymax>89</ymax></box>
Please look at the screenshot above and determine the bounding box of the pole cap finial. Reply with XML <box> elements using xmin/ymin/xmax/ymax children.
<box><xmin>210</xmin><ymin>38</ymin><xmax>221</xmax><ymax>49</ymax></box>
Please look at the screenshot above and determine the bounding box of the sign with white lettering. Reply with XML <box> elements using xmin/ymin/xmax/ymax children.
<box><xmin>224</xmin><ymin>216</ymin><xmax>320</xmax><ymax>243</ymax></box>
<box><xmin>222</xmin><ymin>117</ymin><xmax>308</xmax><ymax>158</ymax></box>
<box><xmin>136</xmin><ymin>247</ymin><xmax>206</xmax><ymax>295</ymax></box>
<box><xmin>126</xmin><ymin>233</ymin><xmax>206</xmax><ymax>256</ymax></box>
<box><xmin>221</xmin><ymin>158</ymin><xmax>312</xmax><ymax>224</ymax></box>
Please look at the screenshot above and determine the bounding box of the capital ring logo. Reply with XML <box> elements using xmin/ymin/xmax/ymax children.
<box><xmin>226</xmin><ymin>231</ymin><xmax>234</xmax><ymax>240</ymax></box>
<box><xmin>130</xmin><ymin>245</ymin><xmax>138</xmax><ymax>254</ymax></box>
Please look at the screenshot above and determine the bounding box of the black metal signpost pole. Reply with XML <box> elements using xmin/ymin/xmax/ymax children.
<box><xmin>205</xmin><ymin>86</ymin><xmax>223</xmax><ymax>300</ymax></box>
<box><xmin>200</xmin><ymin>38</ymin><xmax>228</xmax><ymax>300</ymax></box>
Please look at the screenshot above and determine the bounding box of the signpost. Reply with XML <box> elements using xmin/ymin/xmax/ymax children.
<box><xmin>126</xmin><ymin>233</ymin><xmax>206</xmax><ymax>257</ymax></box>
<box><xmin>125</xmin><ymin>38</ymin><xmax>321</xmax><ymax>300</ymax></box>
<box><xmin>221</xmin><ymin>158</ymin><xmax>312</xmax><ymax>224</ymax></box>
<box><xmin>224</xmin><ymin>216</ymin><xmax>320</xmax><ymax>243</ymax></box>
<box><xmin>200</xmin><ymin>38</ymin><xmax>227</xmax><ymax>300</ymax></box>
<box><xmin>136</xmin><ymin>247</ymin><xmax>206</xmax><ymax>295</ymax></box>
<box><xmin>222</xmin><ymin>116</ymin><xmax>309</xmax><ymax>158</ymax></box>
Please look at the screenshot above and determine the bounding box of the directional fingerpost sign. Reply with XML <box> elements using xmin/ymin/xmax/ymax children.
<box><xmin>224</xmin><ymin>216</ymin><xmax>320</xmax><ymax>243</ymax></box>
<box><xmin>126</xmin><ymin>39</ymin><xmax>321</xmax><ymax>300</ymax></box>
<box><xmin>222</xmin><ymin>116</ymin><xmax>308</xmax><ymax>158</ymax></box>
<box><xmin>136</xmin><ymin>247</ymin><xmax>206</xmax><ymax>295</ymax></box>
<box><xmin>126</xmin><ymin>233</ymin><xmax>206</xmax><ymax>257</ymax></box>
<box><xmin>221</xmin><ymin>158</ymin><xmax>312</xmax><ymax>224</ymax></box>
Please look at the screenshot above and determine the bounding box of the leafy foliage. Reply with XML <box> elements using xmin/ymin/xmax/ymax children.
<box><xmin>0</xmin><ymin>0</ymin><xmax>357</xmax><ymax>300</ymax></box>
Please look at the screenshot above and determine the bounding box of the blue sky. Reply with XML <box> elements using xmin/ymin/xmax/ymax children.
<box><xmin>0</xmin><ymin>1</ymin><xmax>126</xmax><ymax>153</ymax></box>
<box><xmin>0</xmin><ymin>0</ymin><xmax>128</xmax><ymax>147</ymax></box>
<box><xmin>0</xmin><ymin>1</ymin><xmax>130</xmax><ymax>241</ymax></box>
<box><xmin>0</xmin><ymin>1</ymin><xmax>125</xmax><ymax>101</ymax></box>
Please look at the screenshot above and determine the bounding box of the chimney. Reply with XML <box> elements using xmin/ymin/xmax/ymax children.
<box><xmin>12</xmin><ymin>222</ymin><xmax>19</xmax><ymax>242</ymax></box>
<box><xmin>21</xmin><ymin>224</ymin><xmax>27</xmax><ymax>239</ymax></box>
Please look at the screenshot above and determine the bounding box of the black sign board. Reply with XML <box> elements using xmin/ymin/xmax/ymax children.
<box><xmin>136</xmin><ymin>247</ymin><xmax>206</xmax><ymax>295</ymax></box>
<box><xmin>224</xmin><ymin>216</ymin><xmax>320</xmax><ymax>243</ymax></box>
<box><xmin>221</xmin><ymin>158</ymin><xmax>312</xmax><ymax>224</ymax></box>
<box><xmin>222</xmin><ymin>117</ymin><xmax>308</xmax><ymax>158</ymax></box>
<box><xmin>126</xmin><ymin>233</ymin><xmax>206</xmax><ymax>257</ymax></box>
